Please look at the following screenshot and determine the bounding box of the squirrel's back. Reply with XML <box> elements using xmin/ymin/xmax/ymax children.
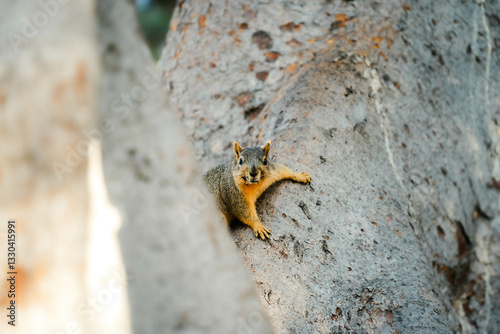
<box><xmin>203</xmin><ymin>161</ymin><xmax>241</xmax><ymax>217</ymax></box>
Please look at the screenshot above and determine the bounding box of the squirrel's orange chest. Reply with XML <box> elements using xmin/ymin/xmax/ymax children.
<box><xmin>240</xmin><ymin>183</ymin><xmax>266</xmax><ymax>204</ymax></box>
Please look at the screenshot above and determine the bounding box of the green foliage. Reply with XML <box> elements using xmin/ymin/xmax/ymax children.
<box><xmin>136</xmin><ymin>2</ymin><xmax>175</xmax><ymax>60</ymax></box>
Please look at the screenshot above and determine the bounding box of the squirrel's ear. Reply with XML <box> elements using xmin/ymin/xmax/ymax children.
<box><xmin>262</xmin><ymin>140</ymin><xmax>271</xmax><ymax>157</ymax></box>
<box><xmin>233</xmin><ymin>141</ymin><xmax>243</xmax><ymax>157</ymax></box>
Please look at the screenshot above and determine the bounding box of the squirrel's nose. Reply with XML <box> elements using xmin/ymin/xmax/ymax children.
<box><xmin>249</xmin><ymin>170</ymin><xmax>258</xmax><ymax>177</ymax></box>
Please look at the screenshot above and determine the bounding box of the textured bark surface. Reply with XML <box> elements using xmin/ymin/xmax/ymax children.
<box><xmin>97</xmin><ymin>0</ymin><xmax>272</xmax><ymax>333</ymax></box>
<box><xmin>161</xmin><ymin>0</ymin><xmax>500</xmax><ymax>333</ymax></box>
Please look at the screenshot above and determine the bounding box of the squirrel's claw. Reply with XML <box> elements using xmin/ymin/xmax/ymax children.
<box><xmin>254</xmin><ymin>224</ymin><xmax>271</xmax><ymax>240</ymax></box>
<box><xmin>296</xmin><ymin>171</ymin><xmax>311</xmax><ymax>184</ymax></box>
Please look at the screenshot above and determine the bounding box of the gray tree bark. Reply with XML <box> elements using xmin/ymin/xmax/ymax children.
<box><xmin>160</xmin><ymin>0</ymin><xmax>500</xmax><ymax>333</ymax></box>
<box><xmin>97</xmin><ymin>0</ymin><xmax>273</xmax><ymax>333</ymax></box>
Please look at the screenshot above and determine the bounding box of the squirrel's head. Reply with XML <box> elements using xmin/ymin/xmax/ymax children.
<box><xmin>233</xmin><ymin>140</ymin><xmax>271</xmax><ymax>185</ymax></box>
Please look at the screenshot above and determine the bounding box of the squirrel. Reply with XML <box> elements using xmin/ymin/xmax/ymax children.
<box><xmin>203</xmin><ymin>140</ymin><xmax>311</xmax><ymax>240</ymax></box>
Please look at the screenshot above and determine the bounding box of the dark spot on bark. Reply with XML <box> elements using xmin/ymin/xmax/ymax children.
<box><xmin>354</xmin><ymin>118</ymin><xmax>367</xmax><ymax>132</ymax></box>
<box><xmin>492</xmin><ymin>178</ymin><xmax>500</xmax><ymax>191</ymax></box>
<box><xmin>280</xmin><ymin>22</ymin><xmax>303</xmax><ymax>31</ymax></box>
<box><xmin>443</xmin><ymin>265</ymin><xmax>456</xmax><ymax>285</ymax></box>
<box><xmin>244</xmin><ymin>103</ymin><xmax>265</xmax><ymax>121</ymax></box>
<box><xmin>441</xmin><ymin>167</ymin><xmax>447</xmax><ymax>176</ymax></box>
<box><xmin>239</xmin><ymin>22</ymin><xmax>248</xmax><ymax>30</ymax></box>
<box><xmin>344</xmin><ymin>86</ymin><xmax>354</xmax><ymax>97</ymax></box>
<box><xmin>128</xmin><ymin>148</ymin><xmax>136</xmax><ymax>156</ymax></box>
<box><xmin>321</xmin><ymin>239</ymin><xmax>332</xmax><ymax>255</ymax></box>
<box><xmin>462</xmin><ymin>300</ymin><xmax>474</xmax><ymax>316</ymax></box>
<box><xmin>298</xmin><ymin>201</ymin><xmax>311</xmax><ymax>219</ymax></box>
<box><xmin>438</xmin><ymin>55</ymin><xmax>445</xmax><ymax>66</ymax></box>
<box><xmin>320</xmin><ymin>156</ymin><xmax>326</xmax><ymax>164</ymax></box>
<box><xmin>455</xmin><ymin>221</ymin><xmax>471</xmax><ymax>258</ymax></box>
<box><xmin>256</xmin><ymin>71</ymin><xmax>269</xmax><ymax>81</ymax></box>
<box><xmin>488</xmin><ymin>14</ymin><xmax>500</xmax><ymax>27</ymax></box>
<box><xmin>437</xmin><ymin>225</ymin><xmax>446</xmax><ymax>239</ymax></box>
<box><xmin>294</xmin><ymin>240</ymin><xmax>304</xmax><ymax>262</ymax></box>
<box><xmin>264</xmin><ymin>289</ymin><xmax>272</xmax><ymax>304</ymax></box>
<box><xmin>397</xmin><ymin>19</ymin><xmax>407</xmax><ymax>31</ymax></box>
<box><xmin>252</xmin><ymin>30</ymin><xmax>273</xmax><ymax>50</ymax></box>
<box><xmin>382</xmin><ymin>74</ymin><xmax>390</xmax><ymax>82</ymax></box>
<box><xmin>404</xmin><ymin>124</ymin><xmax>410</xmax><ymax>133</ymax></box>
<box><xmin>330</xmin><ymin>20</ymin><xmax>343</xmax><ymax>31</ymax></box>
<box><xmin>107</xmin><ymin>43</ymin><xmax>117</xmax><ymax>53</ymax></box>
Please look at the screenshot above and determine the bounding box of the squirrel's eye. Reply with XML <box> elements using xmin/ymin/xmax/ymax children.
<box><xmin>238</xmin><ymin>158</ymin><xmax>243</xmax><ymax>165</ymax></box>
<box><xmin>263</xmin><ymin>158</ymin><xmax>268</xmax><ymax>165</ymax></box>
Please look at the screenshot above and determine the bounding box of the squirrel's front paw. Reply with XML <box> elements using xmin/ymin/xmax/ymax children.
<box><xmin>253</xmin><ymin>224</ymin><xmax>271</xmax><ymax>240</ymax></box>
<box><xmin>296</xmin><ymin>171</ymin><xmax>311</xmax><ymax>184</ymax></box>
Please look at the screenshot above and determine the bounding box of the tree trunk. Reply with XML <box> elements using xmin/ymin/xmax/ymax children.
<box><xmin>0</xmin><ymin>1</ymin><xmax>98</xmax><ymax>333</ymax></box>
<box><xmin>97</xmin><ymin>0</ymin><xmax>273</xmax><ymax>333</ymax></box>
<box><xmin>160</xmin><ymin>1</ymin><xmax>500</xmax><ymax>332</ymax></box>
<box><xmin>0</xmin><ymin>0</ymin><xmax>272</xmax><ymax>333</ymax></box>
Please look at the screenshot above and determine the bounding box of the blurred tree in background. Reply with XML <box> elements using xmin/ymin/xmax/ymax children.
<box><xmin>135</xmin><ymin>0</ymin><xmax>176</xmax><ymax>59</ymax></box>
